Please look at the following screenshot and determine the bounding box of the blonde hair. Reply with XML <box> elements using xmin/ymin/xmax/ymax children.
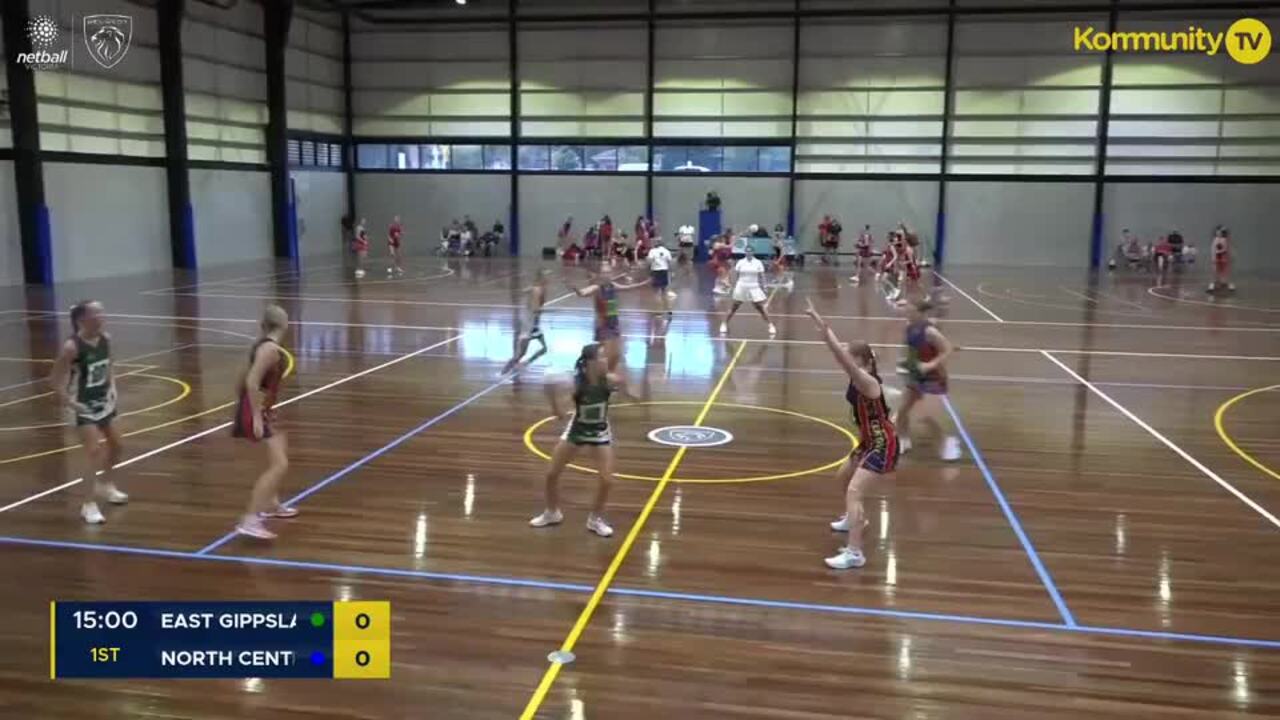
<box><xmin>261</xmin><ymin>304</ymin><xmax>289</xmax><ymax>332</ymax></box>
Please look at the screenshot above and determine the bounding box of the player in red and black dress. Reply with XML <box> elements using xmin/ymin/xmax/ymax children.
<box><xmin>352</xmin><ymin>217</ymin><xmax>370</xmax><ymax>278</ymax></box>
<box><xmin>805</xmin><ymin>299</ymin><xmax>899</xmax><ymax>570</ymax></box>
<box><xmin>710</xmin><ymin>231</ymin><xmax>734</xmax><ymax>295</ymax></box>
<box><xmin>894</xmin><ymin>299</ymin><xmax>961</xmax><ymax>462</ymax></box>
<box><xmin>387</xmin><ymin>216</ymin><xmax>404</xmax><ymax>276</ymax></box>
<box><xmin>231</xmin><ymin>305</ymin><xmax>297</xmax><ymax>540</ymax></box>
<box><xmin>879</xmin><ymin>231</ymin><xmax>900</xmax><ymax>299</ymax></box>
<box><xmin>896</xmin><ymin>238</ymin><xmax>922</xmax><ymax>305</ymax></box>
<box><xmin>1208</xmin><ymin>226</ymin><xmax>1235</xmax><ymax>294</ymax></box>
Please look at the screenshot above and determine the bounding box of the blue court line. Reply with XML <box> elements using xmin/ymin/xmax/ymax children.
<box><xmin>4</xmin><ymin>534</ymin><xmax>1280</xmax><ymax>650</ymax></box>
<box><xmin>195</xmin><ymin>376</ymin><xmax>514</xmax><ymax>556</ymax></box>
<box><xmin>942</xmin><ymin>395</ymin><xmax>1078</xmax><ymax>627</ymax></box>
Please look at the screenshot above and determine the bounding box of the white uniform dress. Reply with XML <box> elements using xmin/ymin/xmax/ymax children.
<box><xmin>732</xmin><ymin>256</ymin><xmax>767</xmax><ymax>304</ymax></box>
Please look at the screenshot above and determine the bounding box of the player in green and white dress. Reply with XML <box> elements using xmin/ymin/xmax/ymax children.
<box><xmin>530</xmin><ymin>343</ymin><xmax>636</xmax><ymax>538</ymax></box>
<box><xmin>49</xmin><ymin>301</ymin><xmax>129</xmax><ymax>525</ymax></box>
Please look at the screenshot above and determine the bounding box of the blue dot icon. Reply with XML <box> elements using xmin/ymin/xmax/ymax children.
<box><xmin>310</xmin><ymin>651</ymin><xmax>325</xmax><ymax>666</ymax></box>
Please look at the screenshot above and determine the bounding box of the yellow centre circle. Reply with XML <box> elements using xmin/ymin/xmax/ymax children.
<box><xmin>522</xmin><ymin>401</ymin><xmax>858</xmax><ymax>484</ymax></box>
<box><xmin>1227</xmin><ymin>18</ymin><xmax>1272</xmax><ymax>65</ymax></box>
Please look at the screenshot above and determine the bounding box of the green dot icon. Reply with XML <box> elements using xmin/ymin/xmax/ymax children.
<box><xmin>310</xmin><ymin>612</ymin><xmax>326</xmax><ymax>628</ymax></box>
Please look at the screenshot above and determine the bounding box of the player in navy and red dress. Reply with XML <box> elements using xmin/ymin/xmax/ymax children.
<box><xmin>805</xmin><ymin>298</ymin><xmax>899</xmax><ymax>570</ymax></box>
<box><xmin>893</xmin><ymin>299</ymin><xmax>962</xmax><ymax>462</ymax></box>
<box><xmin>1208</xmin><ymin>226</ymin><xmax>1235</xmax><ymax>294</ymax></box>
<box><xmin>895</xmin><ymin>237</ymin><xmax>922</xmax><ymax>305</ymax></box>
<box><xmin>850</xmin><ymin>225</ymin><xmax>874</xmax><ymax>285</ymax></box>
<box><xmin>231</xmin><ymin>305</ymin><xmax>297</xmax><ymax>540</ymax></box>
<box><xmin>387</xmin><ymin>216</ymin><xmax>404</xmax><ymax>276</ymax></box>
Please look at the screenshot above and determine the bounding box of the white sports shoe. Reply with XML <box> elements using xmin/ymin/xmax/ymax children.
<box><xmin>768</xmin><ymin>324</ymin><xmax>777</xmax><ymax>335</ymax></box>
<box><xmin>898</xmin><ymin>437</ymin><xmax>914</xmax><ymax>455</ymax></box>
<box><xmin>100</xmin><ymin>484</ymin><xmax>128</xmax><ymax>505</ymax></box>
<box><xmin>354</xmin><ymin>269</ymin><xmax>366</xmax><ymax>279</ymax></box>
<box><xmin>830</xmin><ymin>513</ymin><xmax>850</xmax><ymax>532</ymax></box>
<box><xmin>529</xmin><ymin>509</ymin><xmax>563</xmax><ymax>528</ymax></box>
<box><xmin>81</xmin><ymin>502</ymin><xmax>105</xmax><ymax>525</ymax></box>
<box><xmin>719</xmin><ymin>322</ymin><xmax>727</xmax><ymax>335</ymax></box>
<box><xmin>586</xmin><ymin>515</ymin><xmax>614</xmax><ymax>538</ymax></box>
<box><xmin>824</xmin><ymin>547</ymin><xmax>866</xmax><ymax>570</ymax></box>
<box><xmin>940</xmin><ymin>436</ymin><xmax>963</xmax><ymax>462</ymax></box>
<box><xmin>236</xmin><ymin>515</ymin><xmax>277</xmax><ymax>540</ymax></box>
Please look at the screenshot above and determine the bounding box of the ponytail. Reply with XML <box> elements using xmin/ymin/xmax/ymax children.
<box><xmin>69</xmin><ymin>301</ymin><xmax>89</xmax><ymax>334</ymax></box>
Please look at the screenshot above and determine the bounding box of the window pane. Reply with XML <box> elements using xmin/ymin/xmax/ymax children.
<box><xmin>723</xmin><ymin>146</ymin><xmax>758</xmax><ymax>172</ymax></box>
<box><xmin>419</xmin><ymin>144</ymin><xmax>450</xmax><ymax>169</ymax></box>
<box><xmin>551</xmin><ymin>145</ymin><xmax>584</xmax><ymax>170</ymax></box>
<box><xmin>391</xmin><ymin>143</ymin><xmax>420</xmax><ymax>170</ymax></box>
<box><xmin>619</xmin><ymin>145</ymin><xmax>648</xmax><ymax>171</ymax></box>
<box><xmin>449</xmin><ymin>145</ymin><xmax>483</xmax><ymax>170</ymax></box>
<box><xmin>332</xmin><ymin>144</ymin><xmax>344</xmax><ymax>168</ymax></box>
<box><xmin>287</xmin><ymin>139</ymin><xmax>301</xmax><ymax>165</ymax></box>
<box><xmin>316</xmin><ymin>143</ymin><xmax>330</xmax><ymax>167</ymax></box>
<box><xmin>584</xmin><ymin>146</ymin><xmax>617</xmax><ymax>171</ymax></box>
<box><xmin>484</xmin><ymin>145</ymin><xmax>512</xmax><ymax>170</ymax></box>
<box><xmin>519</xmin><ymin>145</ymin><xmax>550</xmax><ymax>170</ymax></box>
<box><xmin>687</xmin><ymin>146</ymin><xmax>723</xmax><ymax>172</ymax></box>
<box><xmin>759</xmin><ymin>146</ymin><xmax>790</xmax><ymax>172</ymax></box>
<box><xmin>301</xmin><ymin>140</ymin><xmax>316</xmax><ymax>166</ymax></box>
<box><xmin>357</xmin><ymin>144</ymin><xmax>389</xmax><ymax>169</ymax></box>
<box><xmin>653</xmin><ymin>146</ymin><xmax>688</xmax><ymax>171</ymax></box>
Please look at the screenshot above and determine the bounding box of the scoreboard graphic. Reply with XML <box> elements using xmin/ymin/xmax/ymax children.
<box><xmin>50</xmin><ymin>601</ymin><xmax>390</xmax><ymax>679</ymax></box>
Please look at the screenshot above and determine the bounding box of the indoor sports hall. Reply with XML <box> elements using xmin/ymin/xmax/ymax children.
<box><xmin>1</xmin><ymin>0</ymin><xmax>1279</xmax><ymax>717</ymax></box>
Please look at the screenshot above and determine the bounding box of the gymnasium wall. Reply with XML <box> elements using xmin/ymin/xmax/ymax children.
<box><xmin>1103</xmin><ymin>183</ymin><xmax>1280</xmax><ymax>270</ymax></box>
<box><xmin>183</xmin><ymin>0</ymin><xmax>268</xmax><ymax>163</ymax></box>
<box><xmin>945</xmin><ymin>181</ymin><xmax>1094</xmax><ymax>267</ymax></box>
<box><xmin>518</xmin><ymin>176</ymin><xmax>645</xmax><ymax>256</ymax></box>
<box><xmin>355</xmin><ymin>173</ymin><xmax>512</xmax><ymax>254</ymax></box>
<box><xmin>0</xmin><ymin>162</ymin><xmax>21</xmax><ymax>288</ymax></box>
<box><xmin>287</xmin><ymin>9</ymin><xmax>344</xmax><ymax>135</ymax></box>
<box><xmin>794</xmin><ymin>180</ymin><xmax>938</xmax><ymax>252</ymax></box>
<box><xmin>653</xmin><ymin>176</ymin><xmax>788</xmax><ymax>237</ymax></box>
<box><xmin>190</xmin><ymin>169</ymin><xmax>273</xmax><ymax>266</ymax></box>
<box><xmin>294</xmin><ymin>171</ymin><xmax>346</xmax><ymax>258</ymax></box>
<box><xmin>44</xmin><ymin>162</ymin><xmax>169</xmax><ymax>282</ymax></box>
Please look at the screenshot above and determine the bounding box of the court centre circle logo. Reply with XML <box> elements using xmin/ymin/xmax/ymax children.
<box><xmin>647</xmin><ymin>425</ymin><xmax>734</xmax><ymax>448</ymax></box>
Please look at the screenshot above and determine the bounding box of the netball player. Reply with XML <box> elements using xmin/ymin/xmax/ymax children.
<box><xmin>710</xmin><ymin>232</ymin><xmax>733</xmax><ymax>295</ymax></box>
<box><xmin>719</xmin><ymin>250</ymin><xmax>776</xmax><ymax>336</ymax></box>
<box><xmin>572</xmin><ymin>270</ymin><xmax>647</xmax><ymax>372</ymax></box>
<box><xmin>529</xmin><ymin>343</ymin><xmax>638</xmax><ymax>538</ymax></box>
<box><xmin>50</xmin><ymin>301</ymin><xmax>128</xmax><ymax>524</ymax></box>
<box><xmin>352</xmin><ymin>217</ymin><xmax>370</xmax><ymax>278</ymax></box>
<box><xmin>850</xmin><ymin>225</ymin><xmax>874</xmax><ymax>285</ymax></box>
<box><xmin>230</xmin><ymin>305</ymin><xmax>297</xmax><ymax>540</ymax></box>
<box><xmin>1208</xmin><ymin>226</ymin><xmax>1235</xmax><ymax>294</ymax></box>
<box><xmin>804</xmin><ymin>299</ymin><xmax>898</xmax><ymax>569</ymax></box>
<box><xmin>502</xmin><ymin>270</ymin><xmax>550</xmax><ymax>375</ymax></box>
<box><xmin>647</xmin><ymin>238</ymin><xmax>675</xmax><ymax>321</ymax></box>
<box><xmin>894</xmin><ymin>300</ymin><xmax>962</xmax><ymax>461</ymax></box>
<box><xmin>387</xmin><ymin>215</ymin><xmax>404</xmax><ymax>276</ymax></box>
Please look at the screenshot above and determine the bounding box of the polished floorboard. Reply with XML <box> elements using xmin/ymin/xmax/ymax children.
<box><xmin>0</xmin><ymin>256</ymin><xmax>1278</xmax><ymax>718</ymax></box>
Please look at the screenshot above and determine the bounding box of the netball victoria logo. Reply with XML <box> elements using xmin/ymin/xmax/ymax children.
<box><xmin>17</xmin><ymin>15</ymin><xmax>68</xmax><ymax>69</ymax></box>
<box><xmin>83</xmin><ymin>15</ymin><xmax>133</xmax><ymax>69</ymax></box>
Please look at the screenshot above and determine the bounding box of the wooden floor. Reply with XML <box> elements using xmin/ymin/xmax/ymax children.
<box><xmin>1</xmin><ymin>256</ymin><xmax>1278</xmax><ymax>718</ymax></box>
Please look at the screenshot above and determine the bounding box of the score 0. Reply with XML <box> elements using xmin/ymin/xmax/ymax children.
<box><xmin>333</xmin><ymin>601</ymin><xmax>390</xmax><ymax>679</ymax></box>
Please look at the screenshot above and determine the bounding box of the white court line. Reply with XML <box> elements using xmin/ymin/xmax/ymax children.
<box><xmin>1041</xmin><ymin>350</ymin><xmax>1280</xmax><ymax>532</ymax></box>
<box><xmin>139</xmin><ymin>263</ymin><xmax>342</xmax><ymax>295</ymax></box>
<box><xmin>934</xmin><ymin>272</ymin><xmax>1005</xmax><ymax>322</ymax></box>
<box><xmin>0</xmin><ymin>333</ymin><xmax>464</xmax><ymax>515</ymax></box>
<box><xmin>1147</xmin><ymin>286</ymin><xmax>1280</xmax><ymax>314</ymax></box>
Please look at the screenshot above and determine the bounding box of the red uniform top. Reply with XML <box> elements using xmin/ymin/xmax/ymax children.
<box><xmin>881</xmin><ymin>242</ymin><xmax>898</xmax><ymax>272</ymax></box>
<box><xmin>1213</xmin><ymin>235</ymin><xmax>1231</xmax><ymax>269</ymax></box>
<box><xmin>232</xmin><ymin>338</ymin><xmax>285</xmax><ymax>440</ymax></box>
<box><xmin>388</xmin><ymin>222</ymin><xmax>403</xmax><ymax>246</ymax></box>
<box><xmin>635</xmin><ymin>236</ymin><xmax>649</xmax><ymax>260</ymax></box>
<box><xmin>902</xmin><ymin>244</ymin><xmax>921</xmax><ymax>281</ymax></box>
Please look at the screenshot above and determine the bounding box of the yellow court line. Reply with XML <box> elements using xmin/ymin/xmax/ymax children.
<box><xmin>49</xmin><ymin>601</ymin><xmax>56</xmax><ymax>680</ymax></box>
<box><xmin>518</xmin><ymin>340</ymin><xmax>749</xmax><ymax>720</ymax></box>
<box><xmin>0</xmin><ymin>348</ymin><xmax>295</xmax><ymax>467</ymax></box>
<box><xmin>0</xmin><ymin>365</ymin><xmax>158</xmax><ymax>409</ymax></box>
<box><xmin>1214</xmin><ymin>384</ymin><xmax>1280</xmax><ymax>482</ymax></box>
<box><xmin>522</xmin><ymin>401</ymin><xmax>858</xmax><ymax>483</ymax></box>
<box><xmin>0</xmin><ymin>373</ymin><xmax>190</xmax><ymax>432</ymax></box>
